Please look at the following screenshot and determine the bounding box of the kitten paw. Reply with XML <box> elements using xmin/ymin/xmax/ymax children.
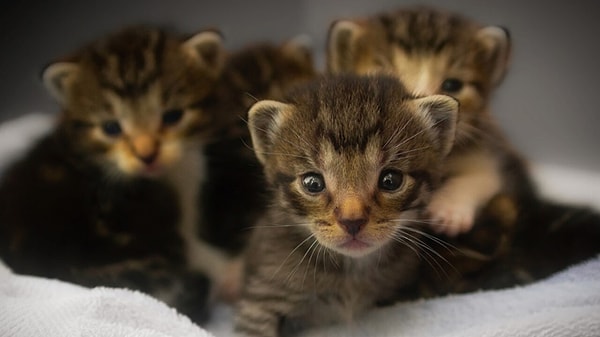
<box><xmin>427</xmin><ymin>196</ymin><xmax>476</xmax><ymax>237</ymax></box>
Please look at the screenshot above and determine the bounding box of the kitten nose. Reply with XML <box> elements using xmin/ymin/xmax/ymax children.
<box><xmin>131</xmin><ymin>135</ymin><xmax>159</xmax><ymax>166</ymax></box>
<box><xmin>139</xmin><ymin>151</ymin><xmax>159</xmax><ymax>165</ymax></box>
<box><xmin>335</xmin><ymin>195</ymin><xmax>368</xmax><ymax>236</ymax></box>
<box><xmin>338</xmin><ymin>218</ymin><xmax>367</xmax><ymax>236</ymax></box>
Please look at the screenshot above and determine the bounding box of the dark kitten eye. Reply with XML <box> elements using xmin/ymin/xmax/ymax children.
<box><xmin>441</xmin><ymin>78</ymin><xmax>464</xmax><ymax>93</ymax></box>
<box><xmin>301</xmin><ymin>173</ymin><xmax>326</xmax><ymax>194</ymax></box>
<box><xmin>378</xmin><ymin>170</ymin><xmax>404</xmax><ymax>191</ymax></box>
<box><xmin>101</xmin><ymin>120</ymin><xmax>122</xmax><ymax>137</ymax></box>
<box><xmin>162</xmin><ymin>109</ymin><xmax>184</xmax><ymax>126</ymax></box>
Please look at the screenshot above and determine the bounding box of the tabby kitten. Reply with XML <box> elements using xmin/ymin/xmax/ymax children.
<box><xmin>0</xmin><ymin>25</ymin><xmax>228</xmax><ymax>321</ymax></box>
<box><xmin>325</xmin><ymin>6</ymin><xmax>600</xmax><ymax>297</ymax></box>
<box><xmin>327</xmin><ymin>6</ymin><xmax>534</xmax><ymax>236</ymax></box>
<box><xmin>202</xmin><ymin>35</ymin><xmax>317</xmax><ymax>254</ymax></box>
<box><xmin>235</xmin><ymin>74</ymin><xmax>459</xmax><ymax>337</ymax></box>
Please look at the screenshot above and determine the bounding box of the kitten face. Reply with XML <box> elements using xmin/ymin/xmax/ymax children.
<box><xmin>327</xmin><ymin>7</ymin><xmax>510</xmax><ymax>129</ymax></box>
<box><xmin>249</xmin><ymin>75</ymin><xmax>458</xmax><ymax>258</ymax></box>
<box><xmin>42</xmin><ymin>26</ymin><xmax>225</xmax><ymax>177</ymax></box>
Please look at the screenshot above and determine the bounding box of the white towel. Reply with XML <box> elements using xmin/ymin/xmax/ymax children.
<box><xmin>0</xmin><ymin>262</ymin><xmax>214</xmax><ymax>337</ymax></box>
<box><xmin>204</xmin><ymin>255</ymin><xmax>600</xmax><ymax>337</ymax></box>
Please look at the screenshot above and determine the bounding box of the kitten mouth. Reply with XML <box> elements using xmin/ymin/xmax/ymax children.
<box><xmin>339</xmin><ymin>238</ymin><xmax>371</xmax><ymax>251</ymax></box>
<box><xmin>139</xmin><ymin>163</ymin><xmax>164</xmax><ymax>177</ymax></box>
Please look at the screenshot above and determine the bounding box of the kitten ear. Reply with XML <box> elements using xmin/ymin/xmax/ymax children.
<box><xmin>182</xmin><ymin>30</ymin><xmax>225</xmax><ymax>77</ymax></box>
<box><xmin>413</xmin><ymin>95</ymin><xmax>459</xmax><ymax>157</ymax></box>
<box><xmin>476</xmin><ymin>26</ymin><xmax>511</xmax><ymax>86</ymax></box>
<box><xmin>327</xmin><ymin>20</ymin><xmax>364</xmax><ymax>73</ymax></box>
<box><xmin>281</xmin><ymin>34</ymin><xmax>314</xmax><ymax>65</ymax></box>
<box><xmin>248</xmin><ymin>100</ymin><xmax>293</xmax><ymax>164</ymax></box>
<box><xmin>42</xmin><ymin>62</ymin><xmax>80</xmax><ymax>104</ymax></box>
<box><xmin>281</xmin><ymin>34</ymin><xmax>314</xmax><ymax>69</ymax></box>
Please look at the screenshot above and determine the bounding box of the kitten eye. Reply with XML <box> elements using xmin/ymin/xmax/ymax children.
<box><xmin>162</xmin><ymin>109</ymin><xmax>184</xmax><ymax>126</ymax></box>
<box><xmin>378</xmin><ymin>170</ymin><xmax>404</xmax><ymax>191</ymax></box>
<box><xmin>301</xmin><ymin>173</ymin><xmax>326</xmax><ymax>194</ymax></box>
<box><xmin>101</xmin><ymin>120</ymin><xmax>122</xmax><ymax>137</ymax></box>
<box><xmin>441</xmin><ymin>78</ymin><xmax>464</xmax><ymax>93</ymax></box>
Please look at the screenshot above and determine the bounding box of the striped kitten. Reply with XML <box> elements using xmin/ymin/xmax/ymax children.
<box><xmin>235</xmin><ymin>74</ymin><xmax>459</xmax><ymax>337</ymax></box>
<box><xmin>203</xmin><ymin>36</ymin><xmax>317</xmax><ymax>255</ymax></box>
<box><xmin>327</xmin><ymin>6</ymin><xmax>534</xmax><ymax>237</ymax></box>
<box><xmin>200</xmin><ymin>37</ymin><xmax>317</xmax><ymax>301</ymax></box>
<box><xmin>326</xmin><ymin>6</ymin><xmax>600</xmax><ymax>297</ymax></box>
<box><xmin>0</xmin><ymin>26</ymin><xmax>228</xmax><ymax>321</ymax></box>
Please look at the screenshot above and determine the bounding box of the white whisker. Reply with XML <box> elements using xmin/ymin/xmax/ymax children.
<box><xmin>270</xmin><ymin>233</ymin><xmax>315</xmax><ymax>281</ymax></box>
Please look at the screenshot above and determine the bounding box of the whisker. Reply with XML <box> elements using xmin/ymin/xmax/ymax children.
<box><xmin>288</xmin><ymin>238</ymin><xmax>319</xmax><ymax>286</ymax></box>
<box><xmin>391</xmin><ymin>232</ymin><xmax>452</xmax><ymax>280</ymax></box>
<box><xmin>395</xmin><ymin>230</ymin><xmax>458</xmax><ymax>278</ymax></box>
<box><xmin>270</xmin><ymin>233</ymin><xmax>315</xmax><ymax>281</ymax></box>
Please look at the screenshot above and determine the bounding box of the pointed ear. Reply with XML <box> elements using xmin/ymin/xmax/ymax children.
<box><xmin>327</xmin><ymin>20</ymin><xmax>364</xmax><ymax>73</ymax></box>
<box><xmin>42</xmin><ymin>62</ymin><xmax>80</xmax><ymax>104</ymax></box>
<box><xmin>412</xmin><ymin>95</ymin><xmax>459</xmax><ymax>157</ymax></box>
<box><xmin>182</xmin><ymin>30</ymin><xmax>225</xmax><ymax>77</ymax></box>
<box><xmin>247</xmin><ymin>100</ymin><xmax>294</xmax><ymax>164</ymax></box>
<box><xmin>476</xmin><ymin>26</ymin><xmax>511</xmax><ymax>86</ymax></box>
<box><xmin>281</xmin><ymin>34</ymin><xmax>314</xmax><ymax>66</ymax></box>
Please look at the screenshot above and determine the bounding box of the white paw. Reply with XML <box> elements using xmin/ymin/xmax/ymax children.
<box><xmin>427</xmin><ymin>194</ymin><xmax>477</xmax><ymax>237</ymax></box>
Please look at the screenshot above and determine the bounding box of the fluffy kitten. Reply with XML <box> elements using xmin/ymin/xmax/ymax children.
<box><xmin>202</xmin><ymin>36</ymin><xmax>317</xmax><ymax>254</ymax></box>
<box><xmin>0</xmin><ymin>25</ymin><xmax>228</xmax><ymax>321</ymax></box>
<box><xmin>326</xmin><ymin>6</ymin><xmax>534</xmax><ymax>236</ymax></box>
<box><xmin>325</xmin><ymin>6</ymin><xmax>600</xmax><ymax>297</ymax></box>
<box><xmin>235</xmin><ymin>74</ymin><xmax>459</xmax><ymax>337</ymax></box>
<box><xmin>200</xmin><ymin>37</ymin><xmax>317</xmax><ymax>301</ymax></box>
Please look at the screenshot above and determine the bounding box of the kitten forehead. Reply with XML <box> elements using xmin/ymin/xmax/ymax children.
<box><xmin>285</xmin><ymin>75</ymin><xmax>413</xmax><ymax>152</ymax></box>
<box><xmin>379</xmin><ymin>6</ymin><xmax>479</xmax><ymax>54</ymax></box>
<box><xmin>79</xmin><ymin>27</ymin><xmax>166</xmax><ymax>97</ymax></box>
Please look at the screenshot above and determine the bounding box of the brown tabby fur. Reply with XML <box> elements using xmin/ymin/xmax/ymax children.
<box><xmin>327</xmin><ymin>6</ymin><xmax>533</xmax><ymax>237</ymax></box>
<box><xmin>327</xmin><ymin>6</ymin><xmax>600</xmax><ymax>298</ymax></box>
<box><xmin>235</xmin><ymin>74</ymin><xmax>460</xmax><ymax>337</ymax></box>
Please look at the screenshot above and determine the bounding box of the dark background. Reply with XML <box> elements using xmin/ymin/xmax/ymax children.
<box><xmin>1</xmin><ymin>0</ymin><xmax>599</xmax><ymax>171</ymax></box>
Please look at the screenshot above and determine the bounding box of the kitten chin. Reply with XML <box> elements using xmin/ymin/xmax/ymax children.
<box><xmin>235</xmin><ymin>74</ymin><xmax>458</xmax><ymax>337</ymax></box>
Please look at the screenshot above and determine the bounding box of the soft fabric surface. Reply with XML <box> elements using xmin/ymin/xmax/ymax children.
<box><xmin>0</xmin><ymin>262</ymin><xmax>211</xmax><ymax>337</ymax></box>
<box><xmin>1</xmin><ymin>113</ymin><xmax>600</xmax><ymax>337</ymax></box>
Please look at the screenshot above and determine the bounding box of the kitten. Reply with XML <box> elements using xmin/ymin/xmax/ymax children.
<box><xmin>202</xmin><ymin>36</ymin><xmax>317</xmax><ymax>254</ymax></box>
<box><xmin>235</xmin><ymin>74</ymin><xmax>459</xmax><ymax>337</ymax></box>
<box><xmin>324</xmin><ymin>6</ymin><xmax>600</xmax><ymax>297</ymax></box>
<box><xmin>201</xmin><ymin>36</ymin><xmax>317</xmax><ymax>301</ymax></box>
<box><xmin>326</xmin><ymin>6</ymin><xmax>535</xmax><ymax>237</ymax></box>
<box><xmin>0</xmin><ymin>25</ymin><xmax>229</xmax><ymax>321</ymax></box>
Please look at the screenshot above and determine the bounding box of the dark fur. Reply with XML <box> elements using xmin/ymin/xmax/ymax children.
<box><xmin>202</xmin><ymin>40</ymin><xmax>316</xmax><ymax>254</ymax></box>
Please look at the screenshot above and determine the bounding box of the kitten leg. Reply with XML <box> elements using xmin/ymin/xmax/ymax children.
<box><xmin>235</xmin><ymin>276</ymin><xmax>302</xmax><ymax>337</ymax></box>
<box><xmin>428</xmin><ymin>151</ymin><xmax>502</xmax><ymax>236</ymax></box>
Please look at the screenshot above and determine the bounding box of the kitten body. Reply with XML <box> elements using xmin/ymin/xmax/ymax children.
<box><xmin>0</xmin><ymin>25</ymin><xmax>228</xmax><ymax>321</ymax></box>
<box><xmin>202</xmin><ymin>36</ymin><xmax>317</xmax><ymax>253</ymax></box>
<box><xmin>327</xmin><ymin>6</ymin><xmax>534</xmax><ymax>236</ymax></box>
<box><xmin>200</xmin><ymin>37</ymin><xmax>317</xmax><ymax>301</ymax></box>
<box><xmin>235</xmin><ymin>74</ymin><xmax>459</xmax><ymax>336</ymax></box>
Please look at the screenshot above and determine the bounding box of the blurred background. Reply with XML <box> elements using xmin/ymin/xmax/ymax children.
<box><xmin>1</xmin><ymin>0</ymin><xmax>599</xmax><ymax>172</ymax></box>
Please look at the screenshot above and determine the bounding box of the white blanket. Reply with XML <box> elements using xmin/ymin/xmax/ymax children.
<box><xmin>1</xmin><ymin>113</ymin><xmax>600</xmax><ymax>337</ymax></box>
